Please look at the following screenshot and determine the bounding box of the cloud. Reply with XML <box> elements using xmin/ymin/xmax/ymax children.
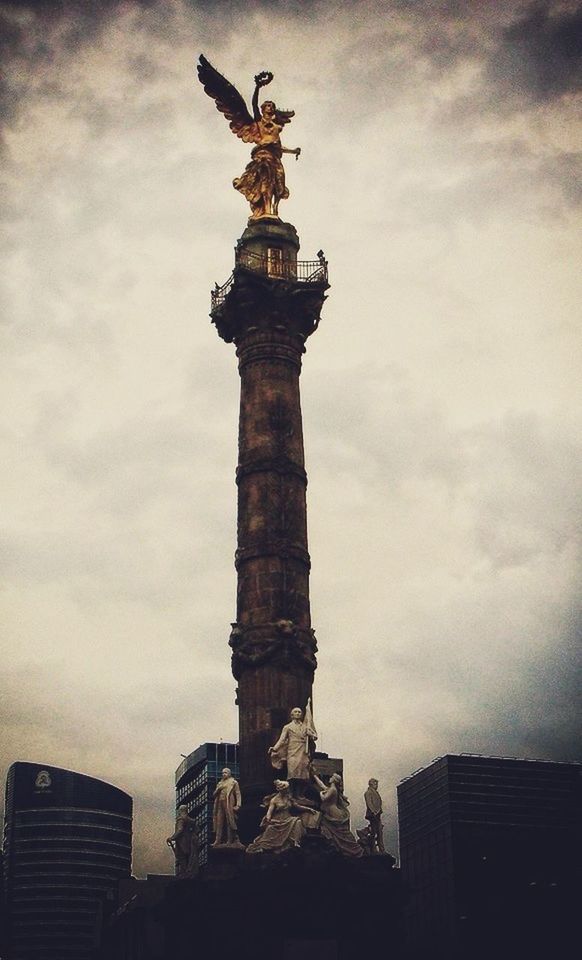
<box><xmin>490</xmin><ymin>1</ymin><xmax>582</xmax><ymax>103</ymax></box>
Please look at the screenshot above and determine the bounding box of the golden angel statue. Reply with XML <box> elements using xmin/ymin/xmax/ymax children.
<box><xmin>197</xmin><ymin>54</ymin><xmax>301</xmax><ymax>220</ymax></box>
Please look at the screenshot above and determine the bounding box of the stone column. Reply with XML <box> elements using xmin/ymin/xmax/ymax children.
<box><xmin>211</xmin><ymin>219</ymin><xmax>327</xmax><ymax>837</ymax></box>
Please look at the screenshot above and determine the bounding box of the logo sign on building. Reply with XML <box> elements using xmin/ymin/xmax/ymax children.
<box><xmin>35</xmin><ymin>770</ymin><xmax>52</xmax><ymax>791</ymax></box>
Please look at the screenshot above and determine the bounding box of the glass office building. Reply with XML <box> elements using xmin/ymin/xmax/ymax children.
<box><xmin>2</xmin><ymin>762</ymin><xmax>132</xmax><ymax>960</ymax></box>
<box><xmin>397</xmin><ymin>754</ymin><xmax>581</xmax><ymax>960</ymax></box>
<box><xmin>175</xmin><ymin>743</ymin><xmax>239</xmax><ymax>865</ymax></box>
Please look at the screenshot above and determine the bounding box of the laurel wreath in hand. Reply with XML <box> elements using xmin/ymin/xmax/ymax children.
<box><xmin>254</xmin><ymin>70</ymin><xmax>274</xmax><ymax>87</ymax></box>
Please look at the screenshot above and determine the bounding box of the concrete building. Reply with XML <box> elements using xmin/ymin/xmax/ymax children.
<box><xmin>397</xmin><ymin>754</ymin><xmax>581</xmax><ymax>959</ymax></box>
<box><xmin>2</xmin><ymin>761</ymin><xmax>132</xmax><ymax>960</ymax></box>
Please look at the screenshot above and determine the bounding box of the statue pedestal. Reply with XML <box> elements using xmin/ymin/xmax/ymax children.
<box><xmin>206</xmin><ymin>844</ymin><xmax>245</xmax><ymax>881</ymax></box>
<box><xmin>159</xmin><ymin>849</ymin><xmax>402</xmax><ymax>959</ymax></box>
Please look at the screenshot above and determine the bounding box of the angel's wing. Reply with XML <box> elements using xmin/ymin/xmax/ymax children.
<box><xmin>197</xmin><ymin>55</ymin><xmax>260</xmax><ymax>143</ymax></box>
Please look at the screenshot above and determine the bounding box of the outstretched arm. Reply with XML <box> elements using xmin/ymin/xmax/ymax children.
<box><xmin>311</xmin><ymin>771</ymin><xmax>326</xmax><ymax>791</ymax></box>
<box><xmin>281</xmin><ymin>145</ymin><xmax>301</xmax><ymax>160</ymax></box>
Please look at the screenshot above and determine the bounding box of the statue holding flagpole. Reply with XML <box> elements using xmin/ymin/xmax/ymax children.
<box><xmin>268</xmin><ymin>701</ymin><xmax>317</xmax><ymax>796</ymax></box>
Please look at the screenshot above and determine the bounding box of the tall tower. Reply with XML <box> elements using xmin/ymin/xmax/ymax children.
<box><xmin>210</xmin><ymin>219</ymin><xmax>328</xmax><ymax>831</ymax></box>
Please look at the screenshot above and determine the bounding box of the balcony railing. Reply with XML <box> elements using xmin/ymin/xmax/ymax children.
<box><xmin>211</xmin><ymin>274</ymin><xmax>235</xmax><ymax>310</ymax></box>
<box><xmin>211</xmin><ymin>248</ymin><xmax>328</xmax><ymax>310</ymax></box>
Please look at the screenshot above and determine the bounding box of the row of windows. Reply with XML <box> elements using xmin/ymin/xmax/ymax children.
<box><xmin>206</xmin><ymin>760</ymin><xmax>239</xmax><ymax>776</ymax></box>
<box><xmin>11</xmin><ymin>951</ymin><xmax>94</xmax><ymax>956</ymax></box>
<box><xmin>14</xmin><ymin>856</ymin><xmax>129</xmax><ymax>876</ymax></box>
<box><xmin>177</xmin><ymin>765</ymin><xmax>207</xmax><ymax>792</ymax></box>
<box><xmin>13</xmin><ymin>874</ymin><xmax>124</xmax><ymax>889</ymax></box>
<box><xmin>400</xmin><ymin>760</ymin><xmax>580</xmax><ymax>796</ymax></box>
<box><xmin>11</xmin><ymin>873</ymin><xmax>120</xmax><ymax>897</ymax></box>
<box><xmin>12</xmin><ymin>890</ymin><xmax>102</xmax><ymax>901</ymax></box>
<box><xmin>449</xmin><ymin>771</ymin><xmax>579</xmax><ymax>790</ymax></box>
<box><xmin>15</xmin><ymin>809</ymin><xmax>131</xmax><ymax>829</ymax></box>
<box><xmin>175</xmin><ymin>743</ymin><xmax>238</xmax><ymax>782</ymax></box>
<box><xmin>14</xmin><ymin>823</ymin><xmax>131</xmax><ymax>841</ymax></box>
<box><xmin>176</xmin><ymin>750</ymin><xmax>239</xmax><ymax>786</ymax></box>
<box><xmin>14</xmin><ymin>845</ymin><xmax>130</xmax><ymax>864</ymax></box>
<box><xmin>15</xmin><ymin>836</ymin><xmax>131</xmax><ymax>857</ymax></box>
<box><xmin>12</xmin><ymin>920</ymin><xmax>95</xmax><ymax>933</ymax></box>
<box><xmin>11</xmin><ymin>948</ymin><xmax>93</xmax><ymax>959</ymax></box>
<box><xmin>12</xmin><ymin>893</ymin><xmax>102</xmax><ymax>906</ymax></box>
<box><xmin>10</xmin><ymin>889</ymin><xmax>120</xmax><ymax>910</ymax></box>
<box><xmin>12</xmin><ymin>904</ymin><xmax>97</xmax><ymax>916</ymax></box>
<box><xmin>176</xmin><ymin>777</ymin><xmax>206</xmax><ymax>805</ymax></box>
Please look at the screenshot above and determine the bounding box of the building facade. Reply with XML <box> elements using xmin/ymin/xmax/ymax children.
<box><xmin>397</xmin><ymin>754</ymin><xmax>581</xmax><ymax>959</ymax></box>
<box><xmin>311</xmin><ymin>751</ymin><xmax>343</xmax><ymax>784</ymax></box>
<box><xmin>174</xmin><ymin>742</ymin><xmax>239</xmax><ymax>865</ymax></box>
<box><xmin>2</xmin><ymin>762</ymin><xmax>132</xmax><ymax>960</ymax></box>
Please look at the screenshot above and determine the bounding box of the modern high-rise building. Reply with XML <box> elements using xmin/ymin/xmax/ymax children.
<box><xmin>175</xmin><ymin>742</ymin><xmax>239</xmax><ymax>864</ymax></box>
<box><xmin>2</xmin><ymin>761</ymin><xmax>132</xmax><ymax>960</ymax></box>
<box><xmin>397</xmin><ymin>754</ymin><xmax>581</xmax><ymax>959</ymax></box>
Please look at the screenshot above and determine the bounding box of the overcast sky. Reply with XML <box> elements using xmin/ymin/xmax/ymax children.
<box><xmin>1</xmin><ymin>0</ymin><xmax>581</xmax><ymax>874</ymax></box>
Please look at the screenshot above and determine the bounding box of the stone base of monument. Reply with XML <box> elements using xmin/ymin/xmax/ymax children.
<box><xmin>160</xmin><ymin>845</ymin><xmax>403</xmax><ymax>959</ymax></box>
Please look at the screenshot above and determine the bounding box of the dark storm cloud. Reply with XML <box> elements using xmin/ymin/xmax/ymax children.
<box><xmin>490</xmin><ymin>1</ymin><xmax>582</xmax><ymax>102</ymax></box>
<box><xmin>437</xmin><ymin>618</ymin><xmax>582</xmax><ymax>763</ymax></box>
<box><xmin>0</xmin><ymin>0</ymin><xmax>156</xmax><ymax>145</ymax></box>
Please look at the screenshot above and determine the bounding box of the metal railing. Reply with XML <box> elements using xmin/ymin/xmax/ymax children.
<box><xmin>211</xmin><ymin>248</ymin><xmax>328</xmax><ymax>310</ymax></box>
<box><xmin>211</xmin><ymin>274</ymin><xmax>235</xmax><ymax>310</ymax></box>
<box><xmin>236</xmin><ymin>248</ymin><xmax>328</xmax><ymax>282</ymax></box>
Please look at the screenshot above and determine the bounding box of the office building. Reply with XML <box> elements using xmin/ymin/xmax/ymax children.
<box><xmin>175</xmin><ymin>742</ymin><xmax>239</xmax><ymax>864</ymax></box>
<box><xmin>311</xmin><ymin>751</ymin><xmax>343</xmax><ymax>783</ymax></box>
<box><xmin>397</xmin><ymin>754</ymin><xmax>581</xmax><ymax>959</ymax></box>
<box><xmin>2</xmin><ymin>761</ymin><xmax>132</xmax><ymax>960</ymax></box>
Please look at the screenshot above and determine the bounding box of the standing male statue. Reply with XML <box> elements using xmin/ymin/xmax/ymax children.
<box><xmin>166</xmin><ymin>805</ymin><xmax>200</xmax><ymax>878</ymax></box>
<box><xmin>212</xmin><ymin>767</ymin><xmax>243</xmax><ymax>848</ymax></box>
<box><xmin>269</xmin><ymin>701</ymin><xmax>317</xmax><ymax>796</ymax></box>
<box><xmin>364</xmin><ymin>778</ymin><xmax>385</xmax><ymax>854</ymax></box>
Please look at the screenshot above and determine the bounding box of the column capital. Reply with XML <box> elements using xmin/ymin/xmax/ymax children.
<box><xmin>229</xmin><ymin>620</ymin><xmax>318</xmax><ymax>681</ymax></box>
<box><xmin>210</xmin><ymin>221</ymin><xmax>328</xmax><ymax>345</ymax></box>
<box><xmin>212</xmin><ymin>269</ymin><xmax>328</xmax><ymax>344</ymax></box>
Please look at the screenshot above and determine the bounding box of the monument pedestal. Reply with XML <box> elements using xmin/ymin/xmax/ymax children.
<box><xmin>160</xmin><ymin>849</ymin><xmax>402</xmax><ymax>959</ymax></box>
